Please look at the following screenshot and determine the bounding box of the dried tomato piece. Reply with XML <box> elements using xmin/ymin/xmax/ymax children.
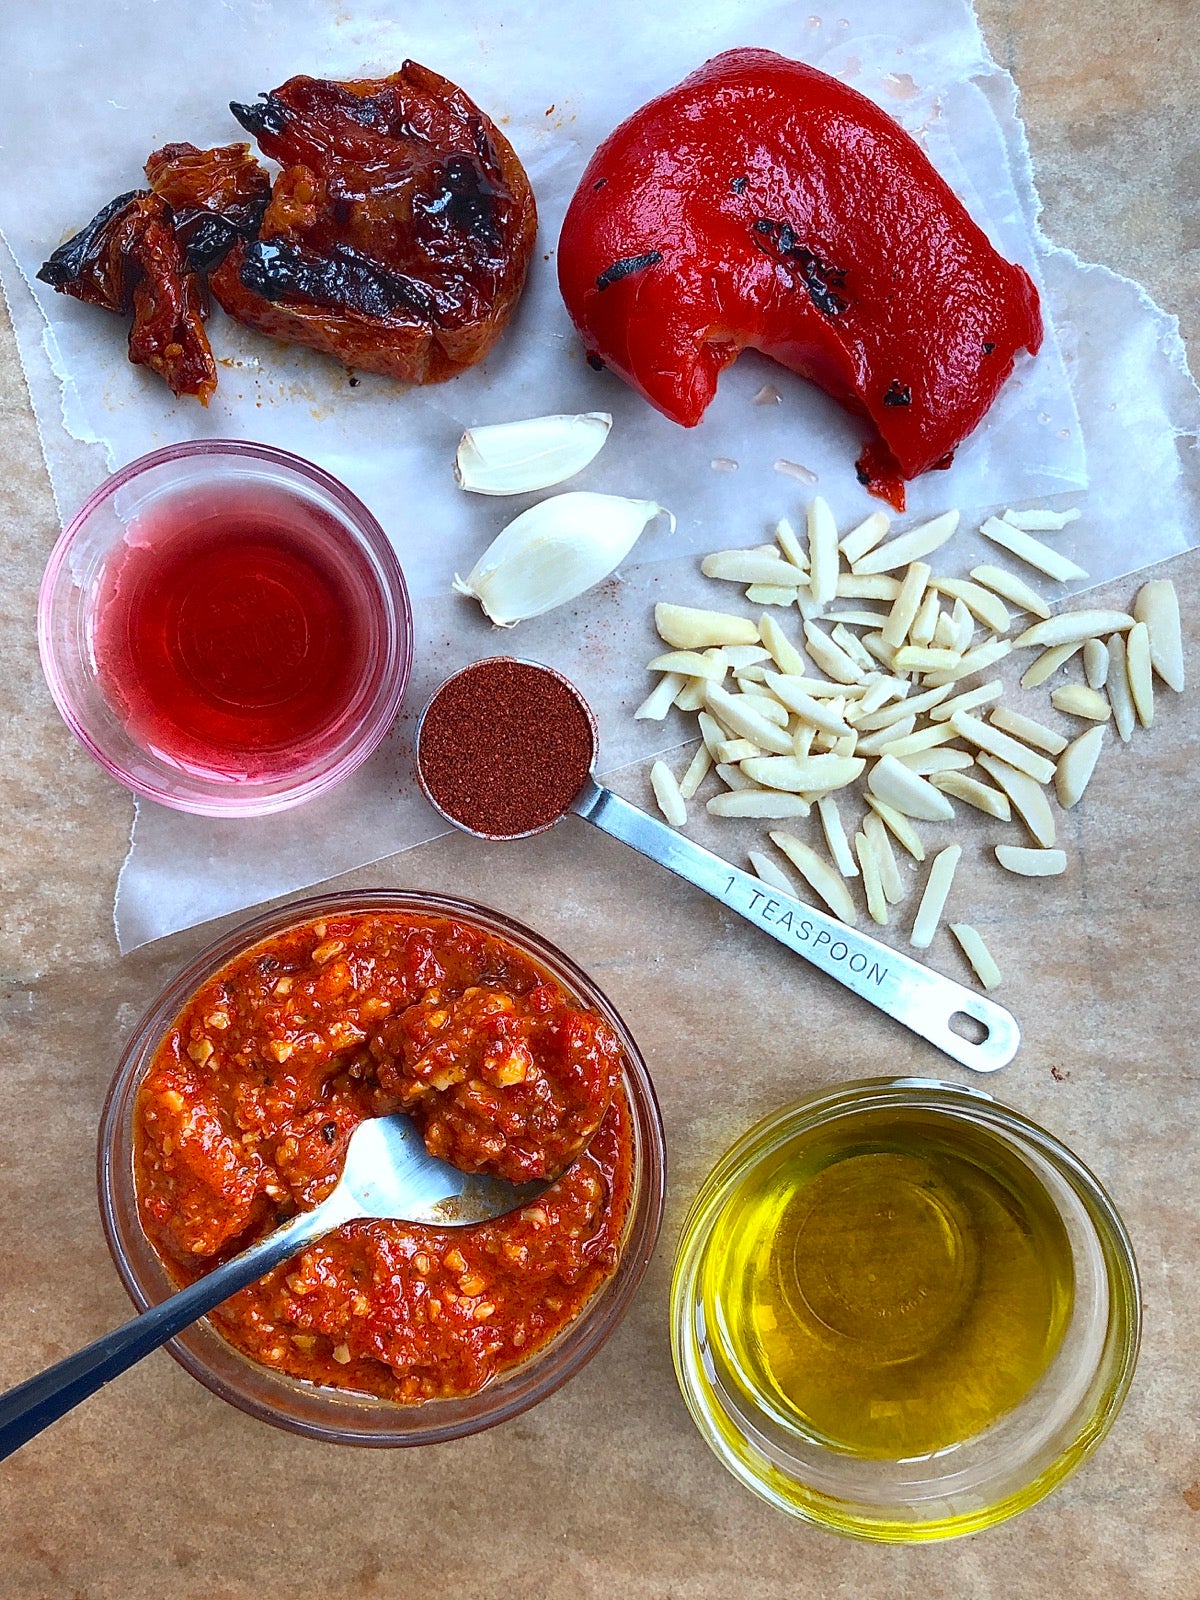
<box><xmin>209</xmin><ymin>61</ymin><xmax>538</xmax><ymax>383</ymax></box>
<box><xmin>38</xmin><ymin>191</ymin><xmax>217</xmax><ymax>403</ymax></box>
<box><xmin>144</xmin><ymin>140</ymin><xmax>271</xmax><ymax>270</ymax></box>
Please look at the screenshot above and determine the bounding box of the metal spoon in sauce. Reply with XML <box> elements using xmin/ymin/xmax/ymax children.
<box><xmin>0</xmin><ymin>1113</ymin><xmax>547</xmax><ymax>1460</ymax></box>
<box><xmin>415</xmin><ymin>658</ymin><xmax>1020</xmax><ymax>1076</ymax></box>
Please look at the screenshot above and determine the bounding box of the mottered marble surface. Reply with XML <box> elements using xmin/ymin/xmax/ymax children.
<box><xmin>0</xmin><ymin>1</ymin><xmax>1197</xmax><ymax>1594</ymax></box>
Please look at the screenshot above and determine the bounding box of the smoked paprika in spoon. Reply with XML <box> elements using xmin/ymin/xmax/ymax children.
<box><xmin>415</xmin><ymin>658</ymin><xmax>1019</xmax><ymax>1074</ymax></box>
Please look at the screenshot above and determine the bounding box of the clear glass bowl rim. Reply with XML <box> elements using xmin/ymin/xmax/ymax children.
<box><xmin>98</xmin><ymin>888</ymin><xmax>666</xmax><ymax>1446</ymax></box>
<box><xmin>670</xmin><ymin>1075</ymin><xmax>1141</xmax><ymax>1541</ymax></box>
<box><xmin>37</xmin><ymin>438</ymin><xmax>414</xmax><ymax>817</ymax></box>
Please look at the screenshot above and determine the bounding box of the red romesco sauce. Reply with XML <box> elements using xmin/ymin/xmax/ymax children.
<box><xmin>92</xmin><ymin>480</ymin><xmax>378</xmax><ymax>782</ymax></box>
<box><xmin>134</xmin><ymin>911</ymin><xmax>633</xmax><ymax>1402</ymax></box>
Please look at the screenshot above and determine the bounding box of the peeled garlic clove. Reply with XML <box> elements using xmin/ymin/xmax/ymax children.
<box><xmin>453</xmin><ymin>491</ymin><xmax>672</xmax><ymax>626</ymax></box>
<box><xmin>454</xmin><ymin>412</ymin><xmax>613</xmax><ymax>495</ymax></box>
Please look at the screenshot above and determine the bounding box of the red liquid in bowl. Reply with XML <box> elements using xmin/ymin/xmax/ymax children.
<box><xmin>92</xmin><ymin>481</ymin><xmax>380</xmax><ymax>782</ymax></box>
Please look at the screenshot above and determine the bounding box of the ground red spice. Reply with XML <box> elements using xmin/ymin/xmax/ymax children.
<box><xmin>417</xmin><ymin>658</ymin><xmax>596</xmax><ymax>838</ymax></box>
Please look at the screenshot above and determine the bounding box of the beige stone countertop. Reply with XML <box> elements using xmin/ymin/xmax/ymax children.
<box><xmin>1</xmin><ymin>2</ymin><xmax>1197</xmax><ymax>1594</ymax></box>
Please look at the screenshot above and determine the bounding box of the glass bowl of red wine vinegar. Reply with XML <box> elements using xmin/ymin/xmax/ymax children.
<box><xmin>38</xmin><ymin>440</ymin><xmax>413</xmax><ymax>816</ymax></box>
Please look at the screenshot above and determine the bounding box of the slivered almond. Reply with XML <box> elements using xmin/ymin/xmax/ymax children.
<box><xmin>647</xmin><ymin>649</ymin><xmax>727</xmax><ymax>680</ymax></box>
<box><xmin>1002</xmin><ymin>506</ymin><xmax>1082</xmax><ymax>531</ymax></box>
<box><xmin>864</xmin><ymin>795</ymin><xmax>926</xmax><ymax>861</ymax></box>
<box><xmin>853</xmin><ymin>830</ymin><xmax>889</xmax><ymax>925</ymax></box>
<box><xmin>1013</xmin><ymin>610</ymin><xmax>1135</xmax><ymax>650</ymax></box>
<box><xmin>830</xmin><ymin>623</ymin><xmax>875</xmax><ymax>673</ymax></box>
<box><xmin>758</xmin><ymin>612</ymin><xmax>807</xmax><ymax>676</ymax></box>
<box><xmin>816</xmin><ymin>793</ymin><xmax>858</xmax><ymax>878</ymax></box>
<box><xmin>893</xmin><ymin>645</ymin><xmax>961</xmax><ymax>674</ymax></box>
<box><xmin>741</xmin><ymin>754</ymin><xmax>865</xmax><ymax>793</ymax></box>
<box><xmin>1106</xmin><ymin>634</ymin><xmax>1136</xmax><ymax>741</ymax></box>
<box><xmin>762</xmin><ymin>673</ymin><xmax>852</xmax><ymax>733</ymax></box>
<box><xmin>881</xmin><ymin>562</ymin><xmax>931</xmax><ymax>649</ymax></box>
<box><xmin>769</xmin><ymin>832</ymin><xmax>859</xmax><ymax>923</ymax></box>
<box><xmin>749</xmin><ymin>849</ymin><xmax>802</xmax><ymax>897</ymax></box>
<box><xmin>932</xmin><ymin>577</ymin><xmax>1013</xmax><ymax>634</ymax></box>
<box><xmin>634</xmin><ymin>672</ymin><xmax>686</xmax><ymax>719</ymax></box>
<box><xmin>1133</xmin><ymin>579</ymin><xmax>1184</xmax><ymax>691</ymax></box>
<box><xmin>1021</xmin><ymin>640</ymin><xmax>1083</xmax><ymax>689</ymax></box>
<box><xmin>701</xmin><ymin>551</ymin><xmax>809</xmax><ymax>586</ymax></box>
<box><xmin>855</xmin><ymin>717</ymin><xmax>916</xmax><ymax>756</ymax></box>
<box><xmin>656</xmin><ymin>604</ymin><xmax>760</xmax><ymax>649</ymax></box>
<box><xmin>804</xmin><ymin>622</ymin><xmax>865</xmax><ymax>684</ymax></box>
<box><xmin>929</xmin><ymin>680</ymin><xmax>1004</xmax><ymax>722</ymax></box>
<box><xmin>715</xmin><ymin>762</ymin><xmax>754</xmax><ymax>790</ymax></box>
<box><xmin>674</xmin><ymin>678</ymin><xmax>709</xmax><ymax>712</ymax></box>
<box><xmin>836</xmin><ymin>574</ymin><xmax>902</xmax><ymax>601</ymax></box>
<box><xmin>867</xmin><ymin>755</ymin><xmax>954</xmax><ymax>821</ymax></box>
<box><xmin>746</xmin><ymin>585</ymin><xmax>799</xmax><ymax>607</ymax></box>
<box><xmin>975</xmin><ymin>755</ymin><xmax>1056</xmax><ymax>847</ymax></box>
<box><xmin>910</xmin><ymin>845</ymin><xmax>961</xmax><ymax>950</ymax></box>
<box><xmin>707</xmin><ymin>791</ymin><xmax>812</xmax><ymax>818</ymax></box>
<box><xmin>714</xmin><ymin>738</ymin><xmax>762</xmax><ymax>764</ymax></box>
<box><xmin>1126</xmin><ymin>621</ymin><xmax>1154</xmax><ymax>727</ymax></box>
<box><xmin>930</xmin><ymin>770</ymin><xmax>1012</xmax><ymax>820</ymax></box>
<box><xmin>950</xmin><ymin>713</ymin><xmax>1056</xmax><ymax>784</ymax></box>
<box><xmin>922</xmin><ymin>638</ymin><xmax>1012</xmax><ymax>686</ymax></box>
<box><xmin>839</xmin><ymin>511</ymin><xmax>890</xmax><ymax>565</ymax></box>
<box><xmin>878</xmin><ymin>723</ymin><xmax>960</xmax><ymax>759</ymax></box>
<box><xmin>808</xmin><ymin>497</ymin><xmax>841</xmax><ymax>605</ymax></box>
<box><xmin>862</xmin><ymin>811</ymin><xmax>905</xmax><ymax>903</ymax></box>
<box><xmin>995</xmin><ymin>845</ymin><xmax>1067</xmax><ymax>877</ymax></box>
<box><xmin>979</xmin><ymin>516</ymin><xmax>1088</xmax><ymax>582</ymax></box>
<box><xmin>970</xmin><ymin>564</ymin><xmax>1052</xmax><ymax>620</ymax></box>
<box><xmin>1083</xmin><ymin>637</ymin><xmax>1110</xmax><ymax>689</ymax></box>
<box><xmin>950</xmin><ymin>923</ymin><xmax>1002</xmax><ymax>989</ymax></box>
<box><xmin>988</xmin><ymin>706</ymin><xmax>1068</xmax><ymax>756</ymax></box>
<box><xmin>705</xmin><ymin>684</ymin><xmax>794</xmax><ymax>753</ymax></box>
<box><xmin>901</xmin><ymin>749</ymin><xmax>974</xmax><ymax>776</ymax></box>
<box><xmin>678</xmin><ymin>743</ymin><xmax>712</xmax><ymax>800</ymax></box>
<box><xmin>774</xmin><ymin>517</ymin><xmax>810</xmax><ymax>570</ymax></box>
<box><xmin>857</xmin><ymin>682</ymin><xmax>953</xmax><ymax>732</ymax></box>
<box><xmin>852</xmin><ymin>511</ymin><xmax>960</xmax><ymax>575</ymax></box>
<box><xmin>650</xmin><ymin>762</ymin><xmax>687</xmax><ymax>827</ymax></box>
<box><xmin>1055</xmin><ymin>725</ymin><xmax>1105</xmax><ymax>809</ymax></box>
<box><xmin>1050</xmin><ymin>684</ymin><xmax>1112</xmax><ymax>722</ymax></box>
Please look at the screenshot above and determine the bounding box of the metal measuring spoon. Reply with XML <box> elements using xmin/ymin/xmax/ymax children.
<box><xmin>415</xmin><ymin>658</ymin><xmax>1019</xmax><ymax>1075</ymax></box>
<box><xmin>0</xmin><ymin>1113</ymin><xmax>546</xmax><ymax>1460</ymax></box>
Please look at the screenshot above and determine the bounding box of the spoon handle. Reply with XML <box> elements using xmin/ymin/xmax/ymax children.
<box><xmin>0</xmin><ymin>1198</ymin><xmax>340</xmax><ymax>1461</ymax></box>
<box><xmin>574</xmin><ymin>779</ymin><xmax>1019</xmax><ymax>1073</ymax></box>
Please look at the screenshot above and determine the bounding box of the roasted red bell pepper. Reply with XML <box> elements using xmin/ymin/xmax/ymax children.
<box><xmin>557</xmin><ymin>48</ymin><xmax>1043</xmax><ymax>508</ymax></box>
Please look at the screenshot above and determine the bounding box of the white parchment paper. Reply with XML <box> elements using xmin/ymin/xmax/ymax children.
<box><xmin>0</xmin><ymin>0</ymin><xmax>1196</xmax><ymax>949</ymax></box>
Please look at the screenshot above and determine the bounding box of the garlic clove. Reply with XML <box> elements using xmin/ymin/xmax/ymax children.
<box><xmin>454</xmin><ymin>412</ymin><xmax>613</xmax><ymax>495</ymax></box>
<box><xmin>453</xmin><ymin>491</ymin><xmax>673</xmax><ymax>626</ymax></box>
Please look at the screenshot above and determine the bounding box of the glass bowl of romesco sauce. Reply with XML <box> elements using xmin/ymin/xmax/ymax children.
<box><xmin>98</xmin><ymin>890</ymin><xmax>665</xmax><ymax>1445</ymax></box>
<box><xmin>38</xmin><ymin>439</ymin><xmax>412</xmax><ymax>816</ymax></box>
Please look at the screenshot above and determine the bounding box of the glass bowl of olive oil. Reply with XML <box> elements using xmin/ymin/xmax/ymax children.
<box><xmin>671</xmin><ymin>1078</ymin><xmax>1139</xmax><ymax>1542</ymax></box>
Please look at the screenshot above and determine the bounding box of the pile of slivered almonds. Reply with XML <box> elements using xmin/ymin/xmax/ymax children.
<box><xmin>638</xmin><ymin>502</ymin><xmax>1184</xmax><ymax>992</ymax></box>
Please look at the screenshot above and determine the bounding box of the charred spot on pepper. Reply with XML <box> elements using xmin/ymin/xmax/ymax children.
<box><xmin>239</xmin><ymin>237</ymin><xmax>442</xmax><ymax>324</ymax></box>
<box><xmin>229</xmin><ymin>95</ymin><xmax>290</xmax><ymax>141</ymax></box>
<box><xmin>730</xmin><ymin>176</ymin><xmax>748</xmax><ymax>194</ymax></box>
<box><xmin>585</xmin><ymin>351</ymin><xmax>606</xmax><ymax>371</ymax></box>
<box><xmin>320</xmin><ymin>1121</ymin><xmax>338</xmax><ymax>1145</ymax></box>
<box><xmin>982</xmin><ymin>340</ymin><xmax>996</xmax><ymax>354</ymax></box>
<box><xmin>595</xmin><ymin>251</ymin><xmax>663</xmax><ymax>292</ymax></box>
<box><xmin>592</xmin><ymin>177</ymin><xmax>608</xmax><ymax>192</ymax></box>
<box><xmin>749</xmin><ymin>218</ymin><xmax>848</xmax><ymax>317</ymax></box>
<box><xmin>37</xmin><ymin>190</ymin><xmax>147</xmax><ymax>310</ymax></box>
<box><xmin>414</xmin><ymin>155</ymin><xmax>503</xmax><ymax>247</ymax></box>
<box><xmin>883</xmin><ymin>380</ymin><xmax>912</xmax><ymax>407</ymax></box>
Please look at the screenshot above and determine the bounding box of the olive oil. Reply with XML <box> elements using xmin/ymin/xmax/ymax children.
<box><xmin>701</xmin><ymin>1105</ymin><xmax>1075</xmax><ymax>1459</ymax></box>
